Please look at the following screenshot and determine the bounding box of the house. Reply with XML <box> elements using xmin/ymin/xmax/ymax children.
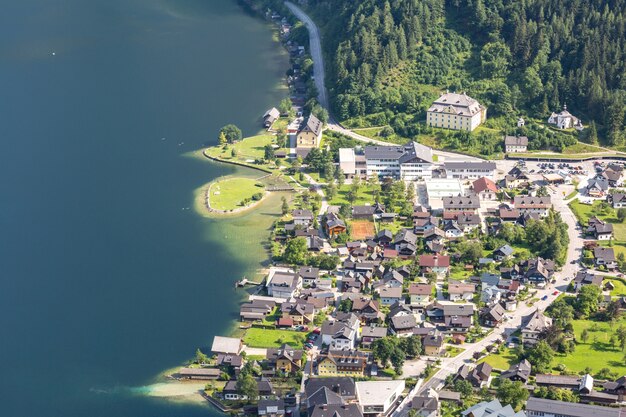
<box><xmin>240</xmin><ymin>299</ymin><xmax>277</xmax><ymax>321</ymax></box>
<box><xmin>574</xmin><ymin>271</ymin><xmax>603</xmax><ymax>290</ymax></box>
<box><xmin>457</xmin><ymin>362</ymin><xmax>493</xmax><ymax>388</ymax></box>
<box><xmin>352</xmin><ymin>203</ymin><xmax>385</xmax><ymax>219</ymax></box>
<box><xmin>352</xmin><ymin>297</ymin><xmax>383</xmax><ymax>323</ymax></box>
<box><xmin>522</xmin><ymin>257</ymin><xmax>555</xmax><ymax>284</ymax></box>
<box><xmin>317</xmin><ymin>349</ymin><xmax>369</xmax><ymax>377</ymax></box>
<box><xmin>610</xmin><ymin>192</ymin><xmax>626</xmax><ymax>208</ymax></box>
<box><xmin>520</xmin><ymin>309</ymin><xmax>552</xmax><ymax>345</ymax></box>
<box><xmin>309</xmin><ymin>403</ymin><xmax>363</xmax><ymax>417</ymax></box>
<box><xmin>526</xmin><ymin>397</ymin><xmax>621</xmax><ymax>417</ymax></box>
<box><xmin>493</xmin><ymin>244</ymin><xmax>514</xmax><ymax>261</ymax></box>
<box><xmin>462</xmin><ymin>399</ymin><xmax>526</xmax><ymax>417</ymax></box>
<box><xmin>499</xmin><ymin>207</ymin><xmax>520</xmax><ymax>223</ymax></box>
<box><xmin>457</xmin><ymin>213</ymin><xmax>481</xmax><ymax>232</ymax></box>
<box><xmin>356</xmin><ymin>380</ymin><xmax>405</xmax><ymax>417</ymax></box>
<box><xmin>594</xmin><ymin>246</ymin><xmax>617</xmax><ymax>269</ymax></box>
<box><xmin>178</xmin><ymin>367</ymin><xmax>221</xmax><ymax>380</ymax></box>
<box><xmin>547</xmin><ymin>105</ymin><xmax>584</xmax><ymax>130</ymax></box>
<box><xmin>375</xmin><ymin>229</ymin><xmax>394</xmax><ymax>246</ymax></box>
<box><xmin>281</xmin><ymin>301</ymin><xmax>315</xmax><ymax>325</ymax></box>
<box><xmin>258</xmin><ymin>399</ymin><xmax>285</xmax><ymax>417</ymax></box>
<box><xmin>444</xmin><ymin>162</ymin><xmax>496</xmax><ymax>180</ymax></box>
<box><xmin>514</xmin><ymin>195</ymin><xmax>551</xmax><ymax>217</ymax></box>
<box><xmin>473</xmin><ymin>177</ymin><xmax>498</xmax><ymax>200</ymax></box>
<box><xmin>600</xmin><ymin>164</ymin><xmax>623</xmax><ymax>186</ymax></box>
<box><xmin>500</xmin><ymin>360</ymin><xmax>532</xmax><ymax>383</ymax></box>
<box><xmin>411</xmin><ymin>390</ymin><xmax>440</xmax><ymax>417</ymax></box>
<box><xmin>443</xmin><ymin>194</ymin><xmax>480</xmax><ymax>213</ymax></box>
<box><xmin>266</xmin><ymin>268</ymin><xmax>301</xmax><ymax>298</ymax></box>
<box><xmin>422</xmin><ymin>330</ymin><xmax>445</xmax><ymax>356</ymax></box>
<box><xmin>587</xmin><ymin>217</ymin><xmax>614</xmax><ymax>240</ymax></box>
<box><xmin>211</xmin><ymin>336</ymin><xmax>242</xmax><ymax>355</ymax></box>
<box><xmin>296</xmin><ymin>114</ymin><xmax>322</xmax><ymax>148</ymax></box>
<box><xmin>409</xmin><ymin>283</ymin><xmax>433</xmax><ymax>308</ymax></box>
<box><xmin>266</xmin><ymin>344</ymin><xmax>303</xmax><ymax>374</ymax></box>
<box><xmin>443</xmin><ymin>219</ymin><xmax>464</xmax><ymax>238</ymax></box>
<box><xmin>414</xmin><ymin>216</ymin><xmax>439</xmax><ymax>235</ymax></box>
<box><xmin>321</xmin><ymin>313</ymin><xmax>360</xmax><ymax>349</ymax></box>
<box><xmin>441</xmin><ymin>302</ymin><xmax>474</xmax><ymax>333</ymax></box>
<box><xmin>448</xmin><ymin>280</ymin><xmax>475</xmax><ymax>302</ymax></box>
<box><xmin>216</xmin><ymin>353</ymin><xmax>244</xmax><ymax>372</ymax></box>
<box><xmin>480</xmin><ymin>303</ymin><xmax>505</xmax><ymax>327</ymax></box>
<box><xmin>390</xmin><ymin>314</ymin><xmax>418</xmax><ymax>337</ymax></box>
<box><xmin>587</xmin><ymin>178</ymin><xmax>610</xmax><ymax>197</ymax></box>
<box><xmin>292</xmin><ymin>209</ymin><xmax>314</xmax><ymax>226</ymax></box>
<box><xmin>263</xmin><ymin>107</ymin><xmax>280</xmax><ymax>128</ymax></box>
<box><xmin>394</xmin><ymin>229</ymin><xmax>419</xmax><ymax>257</ymax></box>
<box><xmin>419</xmin><ymin>254</ymin><xmax>450</xmax><ymax>274</ymax></box>
<box><xmin>379</xmin><ymin>286</ymin><xmax>403</xmax><ymax>306</ymax></box>
<box><xmin>361</xmin><ymin>326</ymin><xmax>388</xmax><ymax>348</ymax></box>
<box><xmin>364</xmin><ymin>143</ymin><xmax>435</xmax><ymax>180</ymax></box>
<box><xmin>326</xmin><ymin>213</ymin><xmax>347</xmax><ymax>237</ymax></box>
<box><xmin>223</xmin><ymin>378</ymin><xmax>274</xmax><ymax>401</ymax></box>
<box><xmin>504</xmin><ymin>136</ymin><xmax>528</xmax><ymax>153</ymax></box>
<box><xmin>299</xmin><ymin>266</ymin><xmax>320</xmax><ymax>287</ymax></box>
<box><xmin>305</xmin><ymin>377</ymin><xmax>357</xmax><ymax>403</ymax></box>
<box><xmin>426</xmin><ymin>92</ymin><xmax>487</xmax><ymax>131</ymax></box>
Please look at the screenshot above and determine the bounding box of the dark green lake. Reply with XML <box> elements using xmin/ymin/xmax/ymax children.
<box><xmin>0</xmin><ymin>0</ymin><xmax>288</xmax><ymax>415</ymax></box>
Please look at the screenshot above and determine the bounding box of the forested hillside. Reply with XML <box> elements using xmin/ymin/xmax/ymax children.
<box><xmin>306</xmin><ymin>0</ymin><xmax>626</xmax><ymax>146</ymax></box>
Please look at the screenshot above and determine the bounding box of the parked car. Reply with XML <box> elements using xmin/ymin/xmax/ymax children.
<box><xmin>553</xmin><ymin>291</ymin><xmax>559</xmax><ymax>295</ymax></box>
<box><xmin>542</xmin><ymin>295</ymin><xmax>548</xmax><ymax>301</ymax></box>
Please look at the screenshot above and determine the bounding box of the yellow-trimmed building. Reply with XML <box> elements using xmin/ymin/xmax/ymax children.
<box><xmin>296</xmin><ymin>114</ymin><xmax>323</xmax><ymax>148</ymax></box>
<box><xmin>426</xmin><ymin>92</ymin><xmax>486</xmax><ymax>131</ymax></box>
<box><xmin>317</xmin><ymin>349</ymin><xmax>368</xmax><ymax>377</ymax></box>
<box><xmin>266</xmin><ymin>344</ymin><xmax>303</xmax><ymax>375</ymax></box>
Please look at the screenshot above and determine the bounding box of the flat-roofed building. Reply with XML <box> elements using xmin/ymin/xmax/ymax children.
<box><xmin>356</xmin><ymin>380</ymin><xmax>405</xmax><ymax>416</ymax></box>
<box><xmin>444</xmin><ymin>161</ymin><xmax>497</xmax><ymax>180</ymax></box>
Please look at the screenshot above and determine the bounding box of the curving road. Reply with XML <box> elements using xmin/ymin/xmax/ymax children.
<box><xmin>284</xmin><ymin>1</ymin><xmax>481</xmax><ymax>162</ymax></box>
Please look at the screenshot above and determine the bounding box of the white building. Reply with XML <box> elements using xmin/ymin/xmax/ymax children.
<box><xmin>339</xmin><ymin>148</ymin><xmax>367</xmax><ymax>178</ymax></box>
<box><xmin>364</xmin><ymin>142</ymin><xmax>434</xmax><ymax>180</ymax></box>
<box><xmin>548</xmin><ymin>105</ymin><xmax>584</xmax><ymax>130</ymax></box>
<box><xmin>504</xmin><ymin>136</ymin><xmax>528</xmax><ymax>153</ymax></box>
<box><xmin>426</xmin><ymin>92</ymin><xmax>486</xmax><ymax>131</ymax></box>
<box><xmin>356</xmin><ymin>380</ymin><xmax>405</xmax><ymax>417</ymax></box>
<box><xmin>444</xmin><ymin>161</ymin><xmax>496</xmax><ymax>180</ymax></box>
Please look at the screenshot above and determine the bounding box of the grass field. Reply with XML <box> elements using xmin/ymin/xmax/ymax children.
<box><xmin>569</xmin><ymin>199</ymin><xmax>626</xmax><ymax>240</ymax></box>
<box><xmin>208</xmin><ymin>177</ymin><xmax>263</xmax><ymax>211</ymax></box>
<box><xmin>350</xmin><ymin>220</ymin><xmax>376</xmax><ymax>240</ymax></box>
<box><xmin>243</xmin><ymin>328</ymin><xmax>307</xmax><ymax>348</ymax></box>
<box><xmin>352</xmin><ymin>127</ymin><xmax>409</xmax><ymax>145</ymax></box>
<box><xmin>605</xmin><ymin>277</ymin><xmax>626</xmax><ymax>296</ymax></box>
<box><xmin>205</xmin><ymin>134</ymin><xmax>274</xmax><ymax>161</ymax></box>
<box><xmin>329</xmin><ymin>184</ymin><xmax>377</xmax><ymax>206</ymax></box>
<box><xmin>479</xmin><ymin>346</ymin><xmax>518</xmax><ymax>370</ymax></box>
<box><xmin>555</xmin><ymin>318</ymin><xmax>626</xmax><ymax>375</ymax></box>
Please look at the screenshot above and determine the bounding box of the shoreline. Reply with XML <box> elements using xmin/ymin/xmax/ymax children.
<box><xmin>148</xmin><ymin>4</ymin><xmax>295</xmax><ymax>406</ymax></box>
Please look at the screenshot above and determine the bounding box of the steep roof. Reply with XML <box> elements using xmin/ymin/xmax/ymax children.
<box><xmin>521</xmin><ymin>309</ymin><xmax>552</xmax><ymax>333</ymax></box>
<box><xmin>428</xmin><ymin>92</ymin><xmax>483</xmax><ymax>117</ymax></box>
<box><xmin>302</xmin><ymin>114</ymin><xmax>323</xmax><ymax>135</ymax></box>
<box><xmin>473</xmin><ymin>177</ymin><xmax>498</xmax><ymax>193</ymax></box>
<box><xmin>504</xmin><ymin>136</ymin><xmax>529</xmax><ymax>146</ymax></box>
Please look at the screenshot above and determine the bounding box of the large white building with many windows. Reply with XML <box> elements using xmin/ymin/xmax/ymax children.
<box><xmin>426</xmin><ymin>92</ymin><xmax>486</xmax><ymax>131</ymax></box>
<box><xmin>363</xmin><ymin>142</ymin><xmax>434</xmax><ymax>180</ymax></box>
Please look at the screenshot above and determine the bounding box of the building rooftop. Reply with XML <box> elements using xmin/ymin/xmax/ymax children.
<box><xmin>355</xmin><ymin>380</ymin><xmax>405</xmax><ymax>406</ymax></box>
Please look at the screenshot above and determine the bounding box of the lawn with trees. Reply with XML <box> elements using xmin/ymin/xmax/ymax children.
<box><xmin>208</xmin><ymin>178</ymin><xmax>265</xmax><ymax>211</ymax></box>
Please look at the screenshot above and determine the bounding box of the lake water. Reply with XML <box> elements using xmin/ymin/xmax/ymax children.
<box><xmin>0</xmin><ymin>0</ymin><xmax>288</xmax><ymax>415</ymax></box>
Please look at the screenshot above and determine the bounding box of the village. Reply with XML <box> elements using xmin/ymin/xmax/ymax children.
<box><xmin>178</xmin><ymin>3</ymin><xmax>626</xmax><ymax>417</ymax></box>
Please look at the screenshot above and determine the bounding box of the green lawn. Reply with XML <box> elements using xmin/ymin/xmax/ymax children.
<box><xmin>604</xmin><ymin>277</ymin><xmax>626</xmax><ymax>296</ymax></box>
<box><xmin>208</xmin><ymin>177</ymin><xmax>263</xmax><ymax>211</ymax></box>
<box><xmin>568</xmin><ymin>200</ymin><xmax>626</xmax><ymax>240</ymax></box>
<box><xmin>329</xmin><ymin>184</ymin><xmax>377</xmax><ymax>206</ymax></box>
<box><xmin>562</xmin><ymin>142</ymin><xmax>603</xmax><ymax>154</ymax></box>
<box><xmin>565</xmin><ymin>190</ymin><xmax>578</xmax><ymax>200</ymax></box>
<box><xmin>554</xmin><ymin>318</ymin><xmax>626</xmax><ymax>375</ymax></box>
<box><xmin>479</xmin><ymin>346</ymin><xmax>518</xmax><ymax>370</ymax></box>
<box><xmin>205</xmin><ymin>134</ymin><xmax>274</xmax><ymax>161</ymax></box>
<box><xmin>352</xmin><ymin>127</ymin><xmax>409</xmax><ymax>145</ymax></box>
<box><xmin>243</xmin><ymin>328</ymin><xmax>307</xmax><ymax>348</ymax></box>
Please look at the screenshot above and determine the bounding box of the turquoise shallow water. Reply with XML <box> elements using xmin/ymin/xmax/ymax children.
<box><xmin>0</xmin><ymin>0</ymin><xmax>287</xmax><ymax>415</ymax></box>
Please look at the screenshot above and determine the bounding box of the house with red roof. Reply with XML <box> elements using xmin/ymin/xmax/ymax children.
<box><xmin>472</xmin><ymin>177</ymin><xmax>498</xmax><ymax>201</ymax></box>
<box><xmin>419</xmin><ymin>254</ymin><xmax>450</xmax><ymax>274</ymax></box>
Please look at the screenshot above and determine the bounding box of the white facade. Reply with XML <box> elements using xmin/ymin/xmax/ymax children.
<box><xmin>427</xmin><ymin>92</ymin><xmax>486</xmax><ymax>131</ymax></box>
<box><xmin>445</xmin><ymin>162</ymin><xmax>496</xmax><ymax>180</ymax></box>
<box><xmin>356</xmin><ymin>380</ymin><xmax>405</xmax><ymax>416</ymax></box>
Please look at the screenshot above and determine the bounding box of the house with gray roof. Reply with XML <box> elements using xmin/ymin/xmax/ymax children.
<box><xmin>462</xmin><ymin>399</ymin><xmax>526</xmax><ymax>417</ymax></box>
<box><xmin>525</xmin><ymin>397</ymin><xmax>622</xmax><ymax>417</ymax></box>
<box><xmin>296</xmin><ymin>114</ymin><xmax>322</xmax><ymax>148</ymax></box>
<box><xmin>521</xmin><ymin>309</ymin><xmax>552</xmax><ymax>345</ymax></box>
<box><xmin>504</xmin><ymin>135</ymin><xmax>529</xmax><ymax>153</ymax></box>
<box><xmin>514</xmin><ymin>196</ymin><xmax>552</xmax><ymax>217</ymax></box>
<box><xmin>500</xmin><ymin>360</ymin><xmax>531</xmax><ymax>383</ymax></box>
<box><xmin>443</xmin><ymin>194</ymin><xmax>480</xmax><ymax>213</ymax></box>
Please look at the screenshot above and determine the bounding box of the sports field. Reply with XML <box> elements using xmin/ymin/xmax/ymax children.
<box><xmin>350</xmin><ymin>220</ymin><xmax>376</xmax><ymax>239</ymax></box>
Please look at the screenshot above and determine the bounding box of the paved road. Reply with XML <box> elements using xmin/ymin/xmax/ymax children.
<box><xmin>284</xmin><ymin>1</ymin><xmax>481</xmax><ymax>163</ymax></box>
<box><xmin>285</xmin><ymin>1</ymin><xmax>328</xmax><ymax>111</ymax></box>
<box><xmin>391</xmin><ymin>191</ymin><xmax>584</xmax><ymax>416</ymax></box>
